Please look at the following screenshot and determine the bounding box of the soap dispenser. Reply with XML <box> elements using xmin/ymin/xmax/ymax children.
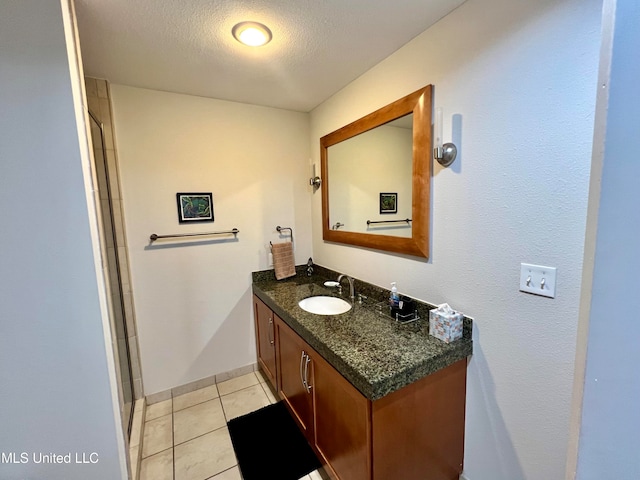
<box><xmin>389</xmin><ymin>282</ymin><xmax>400</xmax><ymax>308</ymax></box>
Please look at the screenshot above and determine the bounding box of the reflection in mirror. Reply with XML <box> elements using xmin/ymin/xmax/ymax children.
<box><xmin>321</xmin><ymin>85</ymin><xmax>432</xmax><ymax>258</ymax></box>
<box><xmin>328</xmin><ymin>113</ymin><xmax>413</xmax><ymax>237</ymax></box>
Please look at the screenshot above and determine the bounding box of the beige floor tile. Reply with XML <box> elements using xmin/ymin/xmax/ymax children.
<box><xmin>220</xmin><ymin>384</ymin><xmax>270</xmax><ymax>420</ymax></box>
<box><xmin>260</xmin><ymin>381</ymin><xmax>278</xmax><ymax>404</ymax></box>
<box><xmin>309</xmin><ymin>469</ymin><xmax>329</xmax><ymax>480</ymax></box>
<box><xmin>130</xmin><ymin>400</ymin><xmax>145</xmax><ymax>447</ymax></box>
<box><xmin>312</xmin><ymin>467</ymin><xmax>331</xmax><ymax>479</ymax></box>
<box><xmin>129</xmin><ymin>444</ymin><xmax>139</xmax><ymax>480</ymax></box>
<box><xmin>254</xmin><ymin>369</ymin><xmax>268</xmax><ymax>384</ymax></box>
<box><xmin>173</xmin><ymin>384</ymin><xmax>219</xmax><ymax>412</ymax></box>
<box><xmin>173</xmin><ymin>398</ymin><xmax>226</xmax><ymax>445</ymax></box>
<box><xmin>216</xmin><ymin>372</ymin><xmax>259</xmax><ymax>396</ymax></box>
<box><xmin>306</xmin><ymin>471</ymin><xmax>330</xmax><ymax>480</ymax></box>
<box><xmin>139</xmin><ymin>448</ymin><xmax>173</xmax><ymax>480</ymax></box>
<box><xmin>130</xmin><ymin>420</ymin><xmax>142</xmax><ymax>449</ymax></box>
<box><xmin>145</xmin><ymin>398</ymin><xmax>172</xmax><ymax>421</ymax></box>
<box><xmin>142</xmin><ymin>414</ymin><xmax>173</xmax><ymax>458</ymax></box>
<box><xmin>210</xmin><ymin>466</ymin><xmax>242</xmax><ymax>479</ymax></box>
<box><xmin>174</xmin><ymin>428</ymin><xmax>236</xmax><ymax>480</ymax></box>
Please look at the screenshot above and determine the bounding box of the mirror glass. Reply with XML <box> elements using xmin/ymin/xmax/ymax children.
<box><xmin>328</xmin><ymin>114</ymin><xmax>413</xmax><ymax>238</ymax></box>
<box><xmin>321</xmin><ymin>85</ymin><xmax>432</xmax><ymax>258</ymax></box>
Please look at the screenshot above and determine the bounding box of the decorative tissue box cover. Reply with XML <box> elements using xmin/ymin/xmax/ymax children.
<box><xmin>429</xmin><ymin>304</ymin><xmax>463</xmax><ymax>343</ymax></box>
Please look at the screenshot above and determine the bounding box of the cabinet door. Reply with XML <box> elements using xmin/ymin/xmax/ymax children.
<box><xmin>275</xmin><ymin>317</ymin><xmax>314</xmax><ymax>442</ymax></box>
<box><xmin>253</xmin><ymin>296</ymin><xmax>277</xmax><ymax>388</ymax></box>
<box><xmin>372</xmin><ymin>359</ymin><xmax>467</xmax><ymax>480</ymax></box>
<box><xmin>313</xmin><ymin>352</ymin><xmax>372</xmax><ymax>480</ymax></box>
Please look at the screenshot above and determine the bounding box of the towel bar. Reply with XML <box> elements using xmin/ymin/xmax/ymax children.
<box><xmin>366</xmin><ymin>219</ymin><xmax>412</xmax><ymax>225</ymax></box>
<box><xmin>270</xmin><ymin>225</ymin><xmax>293</xmax><ymax>247</ymax></box>
<box><xmin>149</xmin><ymin>229</ymin><xmax>239</xmax><ymax>242</ymax></box>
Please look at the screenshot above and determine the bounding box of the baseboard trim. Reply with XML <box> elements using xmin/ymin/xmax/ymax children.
<box><xmin>145</xmin><ymin>363</ymin><xmax>259</xmax><ymax>405</ymax></box>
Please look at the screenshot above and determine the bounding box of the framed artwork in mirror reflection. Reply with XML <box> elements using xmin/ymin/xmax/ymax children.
<box><xmin>379</xmin><ymin>193</ymin><xmax>397</xmax><ymax>214</ymax></box>
<box><xmin>176</xmin><ymin>193</ymin><xmax>214</xmax><ymax>223</ymax></box>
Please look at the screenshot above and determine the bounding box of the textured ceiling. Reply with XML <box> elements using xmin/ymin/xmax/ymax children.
<box><xmin>75</xmin><ymin>0</ymin><xmax>466</xmax><ymax>112</ymax></box>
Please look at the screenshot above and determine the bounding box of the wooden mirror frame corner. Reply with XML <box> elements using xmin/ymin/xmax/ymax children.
<box><xmin>320</xmin><ymin>85</ymin><xmax>432</xmax><ymax>258</ymax></box>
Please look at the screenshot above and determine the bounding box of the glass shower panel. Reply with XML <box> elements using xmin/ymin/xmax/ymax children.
<box><xmin>88</xmin><ymin>111</ymin><xmax>134</xmax><ymax>439</ymax></box>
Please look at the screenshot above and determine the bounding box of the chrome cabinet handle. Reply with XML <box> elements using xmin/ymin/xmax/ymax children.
<box><xmin>304</xmin><ymin>354</ymin><xmax>312</xmax><ymax>393</ymax></box>
<box><xmin>299</xmin><ymin>351</ymin><xmax>306</xmax><ymax>389</ymax></box>
<box><xmin>268</xmin><ymin>317</ymin><xmax>274</xmax><ymax>345</ymax></box>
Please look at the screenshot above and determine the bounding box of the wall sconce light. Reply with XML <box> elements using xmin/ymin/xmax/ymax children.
<box><xmin>433</xmin><ymin>107</ymin><xmax>457</xmax><ymax>167</ymax></box>
<box><xmin>309</xmin><ymin>162</ymin><xmax>321</xmax><ymax>189</ymax></box>
<box><xmin>309</xmin><ymin>176</ymin><xmax>322</xmax><ymax>188</ymax></box>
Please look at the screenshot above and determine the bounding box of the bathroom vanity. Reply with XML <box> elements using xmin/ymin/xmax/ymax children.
<box><xmin>252</xmin><ymin>270</ymin><xmax>472</xmax><ymax>480</ymax></box>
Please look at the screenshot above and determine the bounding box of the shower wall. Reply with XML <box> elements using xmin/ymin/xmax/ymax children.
<box><xmin>85</xmin><ymin>77</ymin><xmax>143</xmax><ymax>401</ymax></box>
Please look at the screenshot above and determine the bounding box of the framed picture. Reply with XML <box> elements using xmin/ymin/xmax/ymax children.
<box><xmin>176</xmin><ymin>193</ymin><xmax>214</xmax><ymax>223</ymax></box>
<box><xmin>379</xmin><ymin>193</ymin><xmax>398</xmax><ymax>214</ymax></box>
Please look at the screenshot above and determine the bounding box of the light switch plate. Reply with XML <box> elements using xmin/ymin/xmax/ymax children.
<box><xmin>520</xmin><ymin>263</ymin><xmax>557</xmax><ymax>298</ymax></box>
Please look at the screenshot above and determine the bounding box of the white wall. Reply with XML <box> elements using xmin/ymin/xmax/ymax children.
<box><xmin>572</xmin><ymin>0</ymin><xmax>640</xmax><ymax>478</ymax></box>
<box><xmin>0</xmin><ymin>1</ymin><xmax>125</xmax><ymax>478</ymax></box>
<box><xmin>310</xmin><ymin>0</ymin><xmax>602</xmax><ymax>478</ymax></box>
<box><xmin>110</xmin><ymin>85</ymin><xmax>311</xmax><ymax>395</ymax></box>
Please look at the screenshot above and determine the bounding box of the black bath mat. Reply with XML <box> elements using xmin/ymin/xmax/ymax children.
<box><xmin>227</xmin><ymin>401</ymin><xmax>321</xmax><ymax>480</ymax></box>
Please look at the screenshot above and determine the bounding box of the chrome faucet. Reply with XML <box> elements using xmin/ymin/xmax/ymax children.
<box><xmin>306</xmin><ymin>257</ymin><xmax>314</xmax><ymax>277</ymax></box>
<box><xmin>337</xmin><ymin>274</ymin><xmax>355</xmax><ymax>303</ymax></box>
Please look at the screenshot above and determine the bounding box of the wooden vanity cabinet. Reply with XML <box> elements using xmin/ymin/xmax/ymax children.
<box><xmin>253</xmin><ymin>296</ymin><xmax>277</xmax><ymax>389</ymax></box>
<box><xmin>275</xmin><ymin>316</ymin><xmax>371</xmax><ymax>480</ymax></box>
<box><xmin>254</xmin><ymin>294</ymin><xmax>467</xmax><ymax>480</ymax></box>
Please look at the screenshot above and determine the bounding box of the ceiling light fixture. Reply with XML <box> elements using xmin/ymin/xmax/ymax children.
<box><xmin>232</xmin><ymin>22</ymin><xmax>272</xmax><ymax>47</ymax></box>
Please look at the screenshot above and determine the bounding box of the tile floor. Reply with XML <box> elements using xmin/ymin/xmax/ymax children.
<box><xmin>138</xmin><ymin>371</ymin><xmax>328</xmax><ymax>480</ymax></box>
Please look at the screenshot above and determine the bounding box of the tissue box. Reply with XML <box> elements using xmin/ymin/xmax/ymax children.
<box><xmin>429</xmin><ymin>303</ymin><xmax>463</xmax><ymax>343</ymax></box>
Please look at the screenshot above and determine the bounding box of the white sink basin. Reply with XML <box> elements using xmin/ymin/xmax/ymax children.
<box><xmin>298</xmin><ymin>296</ymin><xmax>352</xmax><ymax>315</ymax></box>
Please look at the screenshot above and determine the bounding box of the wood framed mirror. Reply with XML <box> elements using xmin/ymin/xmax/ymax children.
<box><xmin>320</xmin><ymin>85</ymin><xmax>432</xmax><ymax>258</ymax></box>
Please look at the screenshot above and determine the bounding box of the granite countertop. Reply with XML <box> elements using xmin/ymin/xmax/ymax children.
<box><xmin>252</xmin><ymin>270</ymin><xmax>473</xmax><ymax>401</ymax></box>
